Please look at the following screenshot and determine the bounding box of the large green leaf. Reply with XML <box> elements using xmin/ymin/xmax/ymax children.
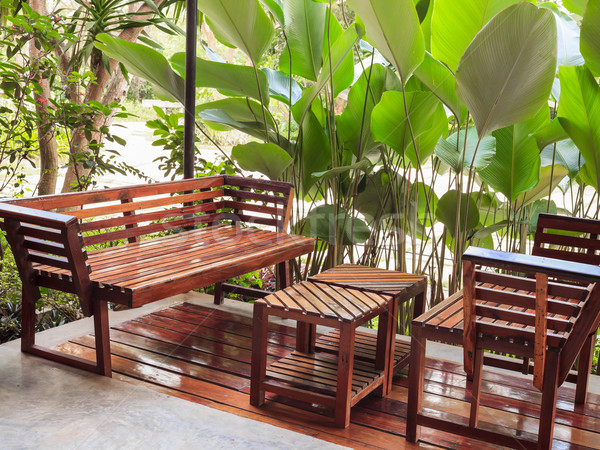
<box><xmin>533</xmin><ymin>117</ymin><xmax>569</xmax><ymax>150</ymax></box>
<box><xmin>232</xmin><ymin>142</ymin><xmax>292</xmax><ymax>180</ymax></box>
<box><xmin>279</xmin><ymin>0</ymin><xmax>327</xmax><ymax>81</ymax></box>
<box><xmin>478</xmin><ymin>126</ymin><xmax>541</xmax><ymax>202</ymax></box>
<box><xmin>95</xmin><ymin>34</ymin><xmax>184</xmax><ymax>103</ymax></box>
<box><xmin>414</xmin><ymin>52</ymin><xmax>467</xmax><ymax>125</ymax></box>
<box><xmin>301</xmin><ymin>204</ymin><xmax>371</xmax><ymax>245</ymax></box>
<box><xmin>539</xmin><ymin>2</ymin><xmax>585</xmax><ymax>67</ymax></box>
<box><xmin>347</xmin><ymin>0</ymin><xmax>424</xmax><ymax>83</ymax></box>
<box><xmin>455</xmin><ymin>2</ymin><xmax>557</xmax><ymax>138</ymax></box>
<box><xmin>299</xmin><ymin>110</ymin><xmax>331</xmax><ymax>194</ymax></box>
<box><xmin>513</xmin><ymin>159</ymin><xmax>568</xmax><ymax>207</ymax></box>
<box><xmin>198</xmin><ymin>0</ymin><xmax>274</xmax><ymax>64</ymax></box>
<box><xmin>557</xmin><ymin>65</ymin><xmax>600</xmax><ymax>190</ymax></box>
<box><xmin>434</xmin><ymin>128</ymin><xmax>496</xmax><ymax>173</ymax></box>
<box><xmin>261</xmin><ymin>68</ymin><xmax>302</xmax><ymax>105</ymax></box>
<box><xmin>563</xmin><ymin>0</ymin><xmax>588</xmax><ymax>16</ymax></box>
<box><xmin>324</xmin><ymin>10</ymin><xmax>355</xmax><ymax>97</ymax></box>
<box><xmin>292</xmin><ymin>24</ymin><xmax>363</xmax><ymax>125</ymax></box>
<box><xmin>370</xmin><ymin>90</ymin><xmax>443</xmax><ymax>165</ymax></box>
<box><xmin>436</xmin><ymin>190</ymin><xmax>480</xmax><ymax>238</ymax></box>
<box><xmin>170</xmin><ymin>54</ymin><xmax>269</xmax><ymax>104</ymax></box>
<box><xmin>197</xmin><ymin>99</ymin><xmax>288</xmax><ymax>149</ymax></box>
<box><xmin>259</xmin><ymin>0</ymin><xmax>284</xmax><ymax>26</ymax></box>
<box><xmin>581</xmin><ymin>0</ymin><xmax>600</xmax><ymax>76</ymax></box>
<box><xmin>431</xmin><ymin>0</ymin><xmax>517</xmax><ymax>72</ymax></box>
<box><xmin>540</xmin><ymin>139</ymin><xmax>584</xmax><ymax>179</ymax></box>
<box><xmin>337</xmin><ymin>64</ymin><xmax>401</xmax><ymax>157</ymax></box>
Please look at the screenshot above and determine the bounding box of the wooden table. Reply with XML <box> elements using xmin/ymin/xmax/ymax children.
<box><xmin>310</xmin><ymin>264</ymin><xmax>427</xmax><ymax>392</ymax></box>
<box><xmin>250</xmin><ymin>265</ymin><xmax>427</xmax><ymax>427</ymax></box>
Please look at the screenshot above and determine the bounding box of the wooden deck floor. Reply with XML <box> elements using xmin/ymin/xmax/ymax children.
<box><xmin>57</xmin><ymin>302</ymin><xmax>600</xmax><ymax>449</ymax></box>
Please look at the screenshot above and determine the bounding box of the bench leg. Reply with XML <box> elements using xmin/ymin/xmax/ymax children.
<box><xmin>538</xmin><ymin>350</ymin><xmax>559</xmax><ymax>449</ymax></box>
<box><xmin>335</xmin><ymin>322</ymin><xmax>355</xmax><ymax>428</ymax></box>
<box><xmin>213</xmin><ymin>282</ymin><xmax>224</xmax><ymax>305</ymax></box>
<box><xmin>296</xmin><ymin>322</ymin><xmax>316</xmax><ymax>353</ymax></box>
<box><xmin>406</xmin><ymin>327</ymin><xmax>425</xmax><ymax>443</ymax></box>
<box><xmin>20</xmin><ymin>290</ymin><xmax>38</xmax><ymax>353</ymax></box>
<box><xmin>250</xmin><ymin>302</ymin><xmax>268</xmax><ymax>406</ymax></box>
<box><xmin>575</xmin><ymin>332</ymin><xmax>595</xmax><ymax>404</ymax></box>
<box><xmin>93</xmin><ymin>300</ymin><xmax>112</xmax><ymax>377</ymax></box>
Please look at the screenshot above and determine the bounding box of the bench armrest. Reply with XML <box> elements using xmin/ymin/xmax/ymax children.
<box><xmin>0</xmin><ymin>202</ymin><xmax>93</xmax><ymax>316</ymax></box>
<box><xmin>463</xmin><ymin>247</ymin><xmax>600</xmax><ymax>285</ymax></box>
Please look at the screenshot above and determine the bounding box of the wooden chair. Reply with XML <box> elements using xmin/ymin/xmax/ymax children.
<box><xmin>406</xmin><ymin>214</ymin><xmax>600</xmax><ymax>449</ymax></box>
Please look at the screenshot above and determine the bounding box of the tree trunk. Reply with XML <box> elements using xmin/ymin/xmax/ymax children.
<box><xmin>61</xmin><ymin>0</ymin><xmax>167</xmax><ymax>193</ymax></box>
<box><xmin>30</xmin><ymin>0</ymin><xmax>58</xmax><ymax>195</ymax></box>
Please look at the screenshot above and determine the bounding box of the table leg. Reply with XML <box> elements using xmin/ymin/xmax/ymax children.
<box><xmin>296</xmin><ymin>322</ymin><xmax>316</xmax><ymax>353</ymax></box>
<box><xmin>335</xmin><ymin>322</ymin><xmax>355</xmax><ymax>428</ymax></box>
<box><xmin>375</xmin><ymin>299</ymin><xmax>397</xmax><ymax>396</ymax></box>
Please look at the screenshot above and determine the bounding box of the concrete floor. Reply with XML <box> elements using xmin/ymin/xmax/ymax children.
<box><xmin>0</xmin><ymin>293</ymin><xmax>345</xmax><ymax>450</ymax></box>
<box><xmin>1</xmin><ymin>292</ymin><xmax>598</xmax><ymax>449</ymax></box>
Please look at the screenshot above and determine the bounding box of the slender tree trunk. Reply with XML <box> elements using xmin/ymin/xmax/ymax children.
<box><xmin>61</xmin><ymin>0</ymin><xmax>166</xmax><ymax>192</ymax></box>
<box><xmin>30</xmin><ymin>0</ymin><xmax>58</xmax><ymax>195</ymax></box>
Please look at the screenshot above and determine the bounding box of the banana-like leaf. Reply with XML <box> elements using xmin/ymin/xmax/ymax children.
<box><xmin>540</xmin><ymin>139</ymin><xmax>584</xmax><ymax>179</ymax></box>
<box><xmin>581</xmin><ymin>0</ymin><xmax>600</xmax><ymax>76</ymax></box>
<box><xmin>198</xmin><ymin>0</ymin><xmax>274</xmax><ymax>64</ymax></box>
<box><xmin>170</xmin><ymin>54</ymin><xmax>269</xmax><ymax>104</ymax></box>
<box><xmin>261</xmin><ymin>68</ymin><xmax>302</xmax><ymax>105</ymax></box>
<box><xmin>292</xmin><ymin>24</ymin><xmax>363</xmax><ymax>125</ymax></box>
<box><xmin>563</xmin><ymin>0</ymin><xmax>588</xmax><ymax>16</ymax></box>
<box><xmin>299</xmin><ymin>110</ymin><xmax>331</xmax><ymax>194</ymax></box>
<box><xmin>197</xmin><ymin>99</ymin><xmax>289</xmax><ymax>150</ymax></box>
<box><xmin>431</xmin><ymin>0</ymin><xmax>517</xmax><ymax>72</ymax></box>
<box><xmin>478</xmin><ymin>126</ymin><xmax>541</xmax><ymax>202</ymax></box>
<box><xmin>557</xmin><ymin>65</ymin><xmax>600</xmax><ymax>190</ymax></box>
<box><xmin>95</xmin><ymin>34</ymin><xmax>184</xmax><ymax>103</ymax></box>
<box><xmin>539</xmin><ymin>2</ymin><xmax>585</xmax><ymax>67</ymax></box>
<box><xmin>436</xmin><ymin>190</ymin><xmax>480</xmax><ymax>238</ymax></box>
<box><xmin>312</xmin><ymin>159</ymin><xmax>372</xmax><ymax>181</ymax></box>
<box><xmin>533</xmin><ymin>117</ymin><xmax>569</xmax><ymax>149</ymax></box>
<box><xmin>347</xmin><ymin>0</ymin><xmax>424</xmax><ymax>83</ymax></box>
<box><xmin>301</xmin><ymin>204</ymin><xmax>371</xmax><ymax>245</ymax></box>
<box><xmin>337</xmin><ymin>64</ymin><xmax>401</xmax><ymax>157</ymax></box>
<box><xmin>279</xmin><ymin>0</ymin><xmax>327</xmax><ymax>81</ymax></box>
<box><xmin>455</xmin><ymin>2</ymin><xmax>557</xmax><ymax>138</ymax></box>
<box><xmin>414</xmin><ymin>52</ymin><xmax>467</xmax><ymax>124</ymax></box>
<box><xmin>370</xmin><ymin>90</ymin><xmax>443</xmax><ymax>165</ymax></box>
<box><xmin>324</xmin><ymin>10</ymin><xmax>355</xmax><ymax>97</ymax></box>
<box><xmin>434</xmin><ymin>128</ymin><xmax>496</xmax><ymax>173</ymax></box>
<box><xmin>513</xmin><ymin>162</ymin><xmax>568</xmax><ymax>207</ymax></box>
<box><xmin>232</xmin><ymin>142</ymin><xmax>292</xmax><ymax>180</ymax></box>
<box><xmin>259</xmin><ymin>0</ymin><xmax>284</xmax><ymax>26</ymax></box>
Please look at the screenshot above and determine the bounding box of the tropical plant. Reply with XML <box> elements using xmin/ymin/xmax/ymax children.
<box><xmin>95</xmin><ymin>0</ymin><xmax>600</xmax><ymax>318</ymax></box>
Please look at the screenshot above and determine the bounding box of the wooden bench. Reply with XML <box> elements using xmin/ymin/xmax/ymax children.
<box><xmin>0</xmin><ymin>175</ymin><xmax>314</xmax><ymax>377</ymax></box>
<box><xmin>407</xmin><ymin>213</ymin><xmax>600</xmax><ymax>448</ymax></box>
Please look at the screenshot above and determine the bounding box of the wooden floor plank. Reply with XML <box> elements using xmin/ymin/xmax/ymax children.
<box><xmin>55</xmin><ymin>302</ymin><xmax>600</xmax><ymax>450</ymax></box>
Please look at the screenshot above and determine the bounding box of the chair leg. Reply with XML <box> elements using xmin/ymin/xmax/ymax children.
<box><xmin>92</xmin><ymin>300</ymin><xmax>112</xmax><ymax>377</ymax></box>
<box><xmin>406</xmin><ymin>327</ymin><xmax>426</xmax><ymax>443</ymax></box>
<box><xmin>538</xmin><ymin>350</ymin><xmax>560</xmax><ymax>450</ymax></box>
<box><xmin>469</xmin><ymin>348</ymin><xmax>484</xmax><ymax>428</ymax></box>
<box><xmin>575</xmin><ymin>332</ymin><xmax>596</xmax><ymax>404</ymax></box>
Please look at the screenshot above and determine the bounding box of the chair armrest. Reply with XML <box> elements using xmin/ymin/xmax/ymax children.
<box><xmin>463</xmin><ymin>247</ymin><xmax>600</xmax><ymax>284</ymax></box>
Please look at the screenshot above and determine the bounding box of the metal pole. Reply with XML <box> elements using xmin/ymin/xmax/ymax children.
<box><xmin>183</xmin><ymin>0</ymin><xmax>197</xmax><ymax>179</ymax></box>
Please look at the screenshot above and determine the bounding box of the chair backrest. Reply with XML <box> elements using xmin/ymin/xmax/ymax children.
<box><xmin>461</xmin><ymin>246</ymin><xmax>598</xmax><ymax>391</ymax></box>
<box><xmin>533</xmin><ymin>213</ymin><xmax>600</xmax><ymax>265</ymax></box>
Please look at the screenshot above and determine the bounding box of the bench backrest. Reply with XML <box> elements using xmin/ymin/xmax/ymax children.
<box><xmin>5</xmin><ymin>176</ymin><xmax>294</xmax><ymax>250</ymax></box>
